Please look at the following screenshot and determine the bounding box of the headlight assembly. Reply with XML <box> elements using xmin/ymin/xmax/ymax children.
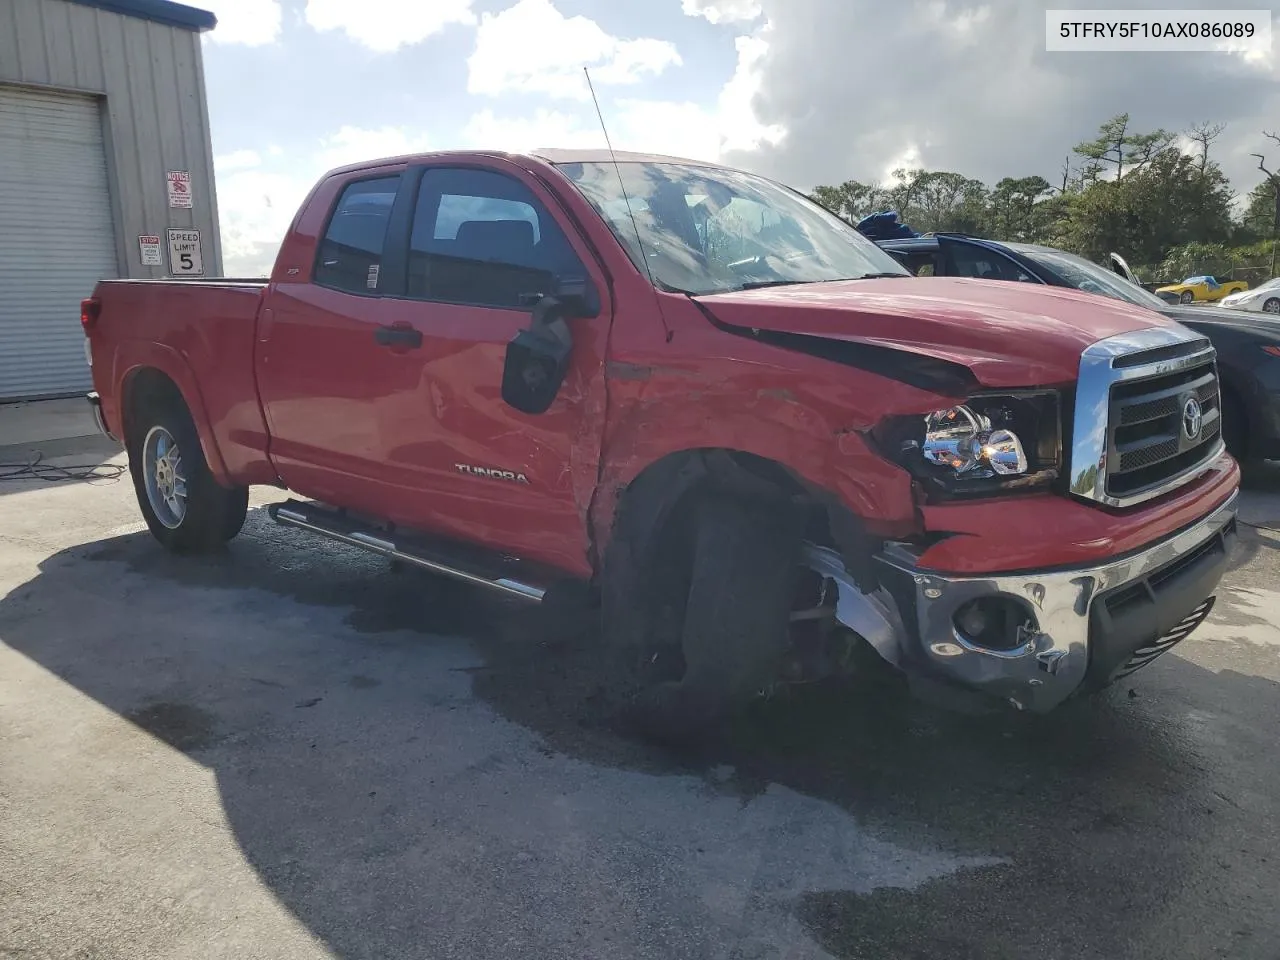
<box><xmin>874</xmin><ymin>391</ymin><xmax>1063</xmax><ymax>499</ymax></box>
<box><xmin>920</xmin><ymin>406</ymin><xmax>1028</xmax><ymax>477</ymax></box>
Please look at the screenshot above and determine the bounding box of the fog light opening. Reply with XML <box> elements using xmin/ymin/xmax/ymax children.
<box><xmin>953</xmin><ymin>597</ymin><xmax>1037</xmax><ymax>652</ymax></box>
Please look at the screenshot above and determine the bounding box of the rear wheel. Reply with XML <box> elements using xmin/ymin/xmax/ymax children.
<box><xmin>128</xmin><ymin>394</ymin><xmax>248</xmax><ymax>553</ymax></box>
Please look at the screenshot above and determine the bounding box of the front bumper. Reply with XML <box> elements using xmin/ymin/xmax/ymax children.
<box><xmin>851</xmin><ymin>490</ymin><xmax>1238</xmax><ymax>712</ymax></box>
<box><xmin>86</xmin><ymin>391</ymin><xmax>117</xmax><ymax>442</ymax></box>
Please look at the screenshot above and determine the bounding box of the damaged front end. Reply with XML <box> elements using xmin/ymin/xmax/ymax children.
<box><xmin>800</xmin><ymin>488</ymin><xmax>1236</xmax><ymax>713</ymax></box>
<box><xmin>787</xmin><ymin>327</ymin><xmax>1240</xmax><ymax>713</ymax></box>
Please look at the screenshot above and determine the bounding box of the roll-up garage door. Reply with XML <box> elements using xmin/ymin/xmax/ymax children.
<box><xmin>0</xmin><ymin>85</ymin><xmax>119</xmax><ymax>400</ymax></box>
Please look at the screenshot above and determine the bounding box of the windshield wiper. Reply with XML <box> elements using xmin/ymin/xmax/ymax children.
<box><xmin>737</xmin><ymin>279</ymin><xmax>818</xmax><ymax>290</ymax></box>
<box><xmin>737</xmin><ymin>273</ymin><xmax>910</xmax><ymax>291</ymax></box>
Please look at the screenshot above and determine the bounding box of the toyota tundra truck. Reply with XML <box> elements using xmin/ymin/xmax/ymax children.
<box><xmin>81</xmin><ymin>148</ymin><xmax>1240</xmax><ymax>724</ymax></box>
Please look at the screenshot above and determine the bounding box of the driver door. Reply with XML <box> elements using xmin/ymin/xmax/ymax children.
<box><xmin>366</xmin><ymin>162</ymin><xmax>612</xmax><ymax>575</ymax></box>
<box><xmin>1108</xmin><ymin>252</ymin><xmax>1141</xmax><ymax>285</ymax></box>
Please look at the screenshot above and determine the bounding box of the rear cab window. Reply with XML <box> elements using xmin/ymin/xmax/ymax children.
<box><xmin>313</xmin><ymin>175</ymin><xmax>401</xmax><ymax>295</ymax></box>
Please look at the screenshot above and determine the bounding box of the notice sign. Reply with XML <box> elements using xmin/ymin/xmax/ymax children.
<box><xmin>167</xmin><ymin>229</ymin><xmax>203</xmax><ymax>275</ymax></box>
<box><xmin>138</xmin><ymin>235</ymin><xmax>162</xmax><ymax>266</ymax></box>
<box><xmin>166</xmin><ymin>170</ymin><xmax>193</xmax><ymax>208</ymax></box>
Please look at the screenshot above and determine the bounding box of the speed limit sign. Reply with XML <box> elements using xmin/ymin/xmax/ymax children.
<box><xmin>167</xmin><ymin>229</ymin><xmax>203</xmax><ymax>275</ymax></box>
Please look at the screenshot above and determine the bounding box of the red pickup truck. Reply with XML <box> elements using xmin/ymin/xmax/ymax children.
<box><xmin>82</xmin><ymin>148</ymin><xmax>1240</xmax><ymax>727</ymax></box>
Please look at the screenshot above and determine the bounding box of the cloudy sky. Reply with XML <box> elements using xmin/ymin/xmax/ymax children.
<box><xmin>198</xmin><ymin>0</ymin><xmax>1279</xmax><ymax>276</ymax></box>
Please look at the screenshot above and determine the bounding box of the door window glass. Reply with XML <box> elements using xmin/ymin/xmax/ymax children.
<box><xmin>313</xmin><ymin>176</ymin><xmax>400</xmax><ymax>294</ymax></box>
<box><xmin>407</xmin><ymin>168</ymin><xmax>586</xmax><ymax>308</ymax></box>
<box><xmin>946</xmin><ymin>242</ymin><xmax>1035</xmax><ymax>282</ymax></box>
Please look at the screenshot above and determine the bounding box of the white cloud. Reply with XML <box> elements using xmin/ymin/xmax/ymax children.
<box><xmin>883</xmin><ymin>146</ymin><xmax>923</xmax><ymax>181</ymax></box>
<box><xmin>217</xmin><ymin>126</ymin><xmax>434</xmax><ymax>276</ymax></box>
<box><xmin>200</xmin><ymin>0</ymin><xmax>282</xmax><ymax>46</ymax></box>
<box><xmin>716</xmin><ymin>32</ymin><xmax>785</xmax><ymax>154</ymax></box>
<box><xmin>613</xmin><ymin>99</ymin><xmax>723</xmax><ymax>160</ymax></box>
<box><xmin>304</xmin><ymin>0</ymin><xmax>476</xmax><ymax>52</ymax></box>
<box><xmin>463</xmin><ymin>100</ymin><xmax>717</xmax><ymax>160</ymax></box>
<box><xmin>682</xmin><ymin>0</ymin><xmax>762</xmax><ymax>24</ymax></box>
<box><xmin>313</xmin><ymin>125</ymin><xmax>434</xmax><ymax>171</ymax></box>
<box><xmin>217</xmin><ymin>168</ymin><xmax>307</xmax><ymax>276</ymax></box>
<box><xmin>459</xmin><ymin>26</ymin><xmax>783</xmax><ymax>165</ymax></box>
<box><xmin>460</xmin><ymin>108</ymin><xmax>603</xmax><ymax>153</ymax></box>
<box><xmin>467</xmin><ymin>0</ymin><xmax>681</xmax><ymax>100</ymax></box>
<box><xmin>214</xmin><ymin>149</ymin><xmax>261</xmax><ymax>172</ymax></box>
<box><xmin>724</xmin><ymin>0</ymin><xmax>1280</xmax><ymax>201</ymax></box>
<box><xmin>919</xmin><ymin>0</ymin><xmax>990</xmax><ymax>44</ymax></box>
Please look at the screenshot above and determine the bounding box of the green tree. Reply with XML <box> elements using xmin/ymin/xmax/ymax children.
<box><xmin>1247</xmin><ymin>132</ymin><xmax>1280</xmax><ymax>242</ymax></box>
<box><xmin>1061</xmin><ymin>147</ymin><xmax>1234</xmax><ymax>264</ymax></box>
<box><xmin>1186</xmin><ymin>121</ymin><xmax>1226</xmax><ymax>175</ymax></box>
<box><xmin>1242</xmin><ymin>180</ymin><xmax>1278</xmax><ymax>239</ymax></box>
<box><xmin>986</xmin><ymin>176</ymin><xmax>1055</xmax><ymax>241</ymax></box>
<box><xmin>1074</xmin><ymin>113</ymin><xmax>1174</xmax><ymax>179</ymax></box>
<box><xmin>908</xmin><ymin>171</ymin><xmax>990</xmax><ymax>233</ymax></box>
<box><xmin>808</xmin><ymin>179</ymin><xmax>885</xmax><ymax>223</ymax></box>
<box><xmin>1158</xmin><ymin>242</ymin><xmax>1234</xmax><ymax>280</ymax></box>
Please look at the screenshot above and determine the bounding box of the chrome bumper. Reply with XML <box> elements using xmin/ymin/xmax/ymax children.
<box><xmin>86</xmin><ymin>391</ymin><xmax>117</xmax><ymax>442</ymax></box>
<box><xmin>809</xmin><ymin>490</ymin><xmax>1239</xmax><ymax>713</ymax></box>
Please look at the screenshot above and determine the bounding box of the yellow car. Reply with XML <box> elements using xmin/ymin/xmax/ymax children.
<box><xmin>1155</xmin><ymin>274</ymin><xmax>1249</xmax><ymax>305</ymax></box>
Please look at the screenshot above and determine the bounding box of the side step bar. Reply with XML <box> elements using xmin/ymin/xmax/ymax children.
<box><xmin>266</xmin><ymin>500</ymin><xmax>547</xmax><ymax>603</ymax></box>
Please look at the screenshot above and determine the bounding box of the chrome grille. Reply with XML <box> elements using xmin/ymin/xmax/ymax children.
<box><xmin>1070</xmin><ymin>327</ymin><xmax>1225</xmax><ymax>508</ymax></box>
<box><xmin>1107</xmin><ymin>359</ymin><xmax>1221</xmax><ymax>496</ymax></box>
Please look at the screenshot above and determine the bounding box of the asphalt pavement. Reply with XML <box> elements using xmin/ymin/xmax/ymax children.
<box><xmin>2</xmin><ymin>439</ymin><xmax>1280</xmax><ymax>960</ymax></box>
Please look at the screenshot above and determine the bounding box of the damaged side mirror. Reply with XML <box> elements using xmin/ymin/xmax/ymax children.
<box><xmin>503</xmin><ymin>278</ymin><xmax>591</xmax><ymax>415</ymax></box>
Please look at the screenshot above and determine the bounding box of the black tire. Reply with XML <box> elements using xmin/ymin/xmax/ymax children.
<box><xmin>1264</xmin><ymin>298</ymin><xmax>1280</xmax><ymax>315</ymax></box>
<box><xmin>622</xmin><ymin>495</ymin><xmax>803</xmax><ymax>738</ymax></box>
<box><xmin>1180</xmin><ymin>291</ymin><xmax>1195</xmax><ymax>304</ymax></box>
<box><xmin>127</xmin><ymin>394</ymin><xmax>249</xmax><ymax>553</ymax></box>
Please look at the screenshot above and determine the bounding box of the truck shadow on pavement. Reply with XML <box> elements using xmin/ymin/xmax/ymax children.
<box><xmin>2</xmin><ymin>507</ymin><xmax>1278</xmax><ymax>959</ymax></box>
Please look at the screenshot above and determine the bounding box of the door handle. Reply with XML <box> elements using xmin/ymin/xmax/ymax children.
<box><xmin>374</xmin><ymin>324</ymin><xmax>422</xmax><ymax>349</ymax></box>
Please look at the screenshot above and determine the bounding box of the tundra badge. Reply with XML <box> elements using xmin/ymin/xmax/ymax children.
<box><xmin>455</xmin><ymin>463</ymin><xmax>531</xmax><ymax>484</ymax></box>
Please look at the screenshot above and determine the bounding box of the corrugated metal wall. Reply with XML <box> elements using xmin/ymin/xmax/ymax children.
<box><xmin>0</xmin><ymin>0</ymin><xmax>222</xmax><ymax>280</ymax></box>
<box><xmin>0</xmin><ymin>86</ymin><xmax>119</xmax><ymax>397</ymax></box>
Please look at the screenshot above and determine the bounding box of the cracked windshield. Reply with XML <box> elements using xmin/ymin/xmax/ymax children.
<box><xmin>562</xmin><ymin>160</ymin><xmax>909</xmax><ymax>293</ymax></box>
<box><xmin>2</xmin><ymin>1</ymin><xmax>1278</xmax><ymax>959</ymax></box>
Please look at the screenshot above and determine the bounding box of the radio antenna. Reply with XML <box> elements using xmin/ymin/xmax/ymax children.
<box><xmin>583</xmin><ymin>66</ymin><xmax>672</xmax><ymax>342</ymax></box>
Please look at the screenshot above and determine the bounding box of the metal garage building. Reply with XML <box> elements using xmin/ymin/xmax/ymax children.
<box><xmin>0</xmin><ymin>0</ymin><xmax>220</xmax><ymax>400</ymax></box>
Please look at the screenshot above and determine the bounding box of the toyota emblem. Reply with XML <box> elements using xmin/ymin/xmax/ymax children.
<box><xmin>1182</xmin><ymin>396</ymin><xmax>1203</xmax><ymax>441</ymax></box>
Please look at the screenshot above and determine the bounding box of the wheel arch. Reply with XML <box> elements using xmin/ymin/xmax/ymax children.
<box><xmin>115</xmin><ymin>345</ymin><xmax>232</xmax><ymax>485</ymax></box>
<box><xmin>597</xmin><ymin>446</ymin><xmax>883</xmax><ymax>629</ymax></box>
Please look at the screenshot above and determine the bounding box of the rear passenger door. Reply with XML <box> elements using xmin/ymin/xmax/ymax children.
<box><xmin>371</xmin><ymin>162</ymin><xmax>611</xmax><ymax>576</ymax></box>
<box><xmin>258</xmin><ymin>170</ymin><xmax>411</xmax><ymax>510</ymax></box>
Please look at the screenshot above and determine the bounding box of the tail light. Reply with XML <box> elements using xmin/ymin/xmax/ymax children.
<box><xmin>80</xmin><ymin>297</ymin><xmax>101</xmax><ymax>331</ymax></box>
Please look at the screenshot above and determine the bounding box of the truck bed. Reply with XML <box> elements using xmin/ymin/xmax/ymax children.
<box><xmin>89</xmin><ymin>278</ymin><xmax>274</xmax><ymax>486</ymax></box>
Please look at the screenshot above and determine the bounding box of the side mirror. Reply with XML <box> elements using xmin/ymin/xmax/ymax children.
<box><xmin>502</xmin><ymin>294</ymin><xmax>574</xmax><ymax>415</ymax></box>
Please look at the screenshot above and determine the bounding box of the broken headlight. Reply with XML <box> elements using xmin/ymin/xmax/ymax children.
<box><xmin>876</xmin><ymin>392</ymin><xmax>1062</xmax><ymax>499</ymax></box>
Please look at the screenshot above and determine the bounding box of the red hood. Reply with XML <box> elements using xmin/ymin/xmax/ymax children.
<box><xmin>694</xmin><ymin>276</ymin><xmax>1176</xmax><ymax>387</ymax></box>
